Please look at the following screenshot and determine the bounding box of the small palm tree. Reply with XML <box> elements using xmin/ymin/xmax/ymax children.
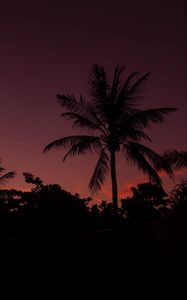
<box><xmin>44</xmin><ymin>64</ymin><xmax>177</xmax><ymax>212</ymax></box>
<box><xmin>0</xmin><ymin>160</ymin><xmax>15</xmax><ymax>187</ymax></box>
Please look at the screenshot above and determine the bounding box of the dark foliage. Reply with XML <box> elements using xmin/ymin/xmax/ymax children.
<box><xmin>121</xmin><ymin>182</ymin><xmax>171</xmax><ymax>221</ymax></box>
<box><xmin>170</xmin><ymin>179</ymin><xmax>187</xmax><ymax>211</ymax></box>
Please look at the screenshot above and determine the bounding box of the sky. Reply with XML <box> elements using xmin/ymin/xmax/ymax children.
<box><xmin>0</xmin><ymin>0</ymin><xmax>186</xmax><ymax>202</ymax></box>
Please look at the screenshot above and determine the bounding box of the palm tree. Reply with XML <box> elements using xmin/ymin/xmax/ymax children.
<box><xmin>44</xmin><ymin>64</ymin><xmax>177</xmax><ymax>212</ymax></box>
<box><xmin>163</xmin><ymin>150</ymin><xmax>187</xmax><ymax>169</ymax></box>
<box><xmin>0</xmin><ymin>160</ymin><xmax>15</xmax><ymax>187</ymax></box>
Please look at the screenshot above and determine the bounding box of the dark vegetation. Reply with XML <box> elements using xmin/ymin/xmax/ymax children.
<box><xmin>1</xmin><ymin>170</ymin><xmax>186</xmax><ymax>299</ymax></box>
<box><xmin>1</xmin><ymin>172</ymin><xmax>186</xmax><ymax>245</ymax></box>
<box><xmin>1</xmin><ymin>65</ymin><xmax>186</xmax><ymax>299</ymax></box>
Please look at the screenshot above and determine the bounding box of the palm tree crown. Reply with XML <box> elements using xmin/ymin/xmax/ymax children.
<box><xmin>44</xmin><ymin>64</ymin><xmax>177</xmax><ymax>212</ymax></box>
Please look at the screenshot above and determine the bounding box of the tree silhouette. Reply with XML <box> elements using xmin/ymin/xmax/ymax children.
<box><xmin>44</xmin><ymin>64</ymin><xmax>177</xmax><ymax>212</ymax></box>
<box><xmin>121</xmin><ymin>192</ymin><xmax>153</xmax><ymax>221</ymax></box>
<box><xmin>132</xmin><ymin>182</ymin><xmax>167</xmax><ymax>201</ymax></box>
<box><xmin>23</xmin><ymin>172</ymin><xmax>44</xmax><ymax>192</ymax></box>
<box><xmin>121</xmin><ymin>182</ymin><xmax>170</xmax><ymax>220</ymax></box>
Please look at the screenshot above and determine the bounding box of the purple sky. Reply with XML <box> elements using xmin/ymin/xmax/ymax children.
<box><xmin>0</xmin><ymin>0</ymin><xmax>186</xmax><ymax>201</ymax></box>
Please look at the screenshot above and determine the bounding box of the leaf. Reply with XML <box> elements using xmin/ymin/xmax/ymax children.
<box><xmin>124</xmin><ymin>142</ymin><xmax>163</xmax><ymax>186</ymax></box>
<box><xmin>0</xmin><ymin>171</ymin><xmax>16</xmax><ymax>185</ymax></box>
<box><xmin>110</xmin><ymin>65</ymin><xmax>125</xmax><ymax>101</ymax></box>
<box><xmin>114</xmin><ymin>72</ymin><xmax>150</xmax><ymax>118</ymax></box>
<box><xmin>89</xmin><ymin>150</ymin><xmax>109</xmax><ymax>193</ymax></box>
<box><xmin>62</xmin><ymin>137</ymin><xmax>101</xmax><ymax>161</ymax></box>
<box><xmin>61</xmin><ymin>112</ymin><xmax>103</xmax><ymax>132</ymax></box>
<box><xmin>88</xmin><ymin>64</ymin><xmax>109</xmax><ymax>123</ymax></box>
<box><xmin>44</xmin><ymin>135</ymin><xmax>101</xmax><ymax>159</ymax></box>
<box><xmin>163</xmin><ymin>150</ymin><xmax>187</xmax><ymax>169</ymax></box>
<box><xmin>125</xmin><ymin>108</ymin><xmax>178</xmax><ymax>129</ymax></box>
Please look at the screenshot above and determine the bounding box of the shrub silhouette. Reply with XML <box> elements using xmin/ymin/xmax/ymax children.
<box><xmin>121</xmin><ymin>182</ymin><xmax>169</xmax><ymax>220</ymax></box>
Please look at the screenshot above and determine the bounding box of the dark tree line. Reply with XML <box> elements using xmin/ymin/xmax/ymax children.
<box><xmin>0</xmin><ymin>170</ymin><xmax>186</xmax><ymax>245</ymax></box>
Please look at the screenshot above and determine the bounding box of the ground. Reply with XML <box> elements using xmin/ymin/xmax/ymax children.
<box><xmin>2</xmin><ymin>211</ymin><xmax>187</xmax><ymax>299</ymax></box>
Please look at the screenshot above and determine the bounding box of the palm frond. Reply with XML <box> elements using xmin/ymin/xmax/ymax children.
<box><xmin>89</xmin><ymin>150</ymin><xmax>109</xmax><ymax>193</ymax></box>
<box><xmin>62</xmin><ymin>136</ymin><xmax>101</xmax><ymax>161</ymax></box>
<box><xmin>126</xmin><ymin>141</ymin><xmax>173</xmax><ymax>178</ymax></box>
<box><xmin>119</xmin><ymin>124</ymin><xmax>152</xmax><ymax>142</ymax></box>
<box><xmin>0</xmin><ymin>171</ymin><xmax>16</xmax><ymax>185</ymax></box>
<box><xmin>126</xmin><ymin>72</ymin><xmax>151</xmax><ymax>97</ymax></box>
<box><xmin>44</xmin><ymin>135</ymin><xmax>101</xmax><ymax>157</ymax></box>
<box><xmin>131</xmin><ymin>142</ymin><xmax>173</xmax><ymax>179</ymax></box>
<box><xmin>115</xmin><ymin>72</ymin><xmax>150</xmax><ymax>112</ymax></box>
<box><xmin>110</xmin><ymin>65</ymin><xmax>125</xmax><ymax>101</ymax></box>
<box><xmin>57</xmin><ymin>93</ymin><xmax>79</xmax><ymax>111</ymax></box>
<box><xmin>112</xmin><ymin>72</ymin><xmax>149</xmax><ymax>123</ymax></box>
<box><xmin>163</xmin><ymin>150</ymin><xmax>187</xmax><ymax>169</ymax></box>
<box><xmin>123</xmin><ymin>143</ymin><xmax>162</xmax><ymax>185</ymax></box>
<box><xmin>124</xmin><ymin>107</ymin><xmax>178</xmax><ymax>129</ymax></box>
<box><xmin>89</xmin><ymin>64</ymin><xmax>108</xmax><ymax>101</ymax></box>
<box><xmin>88</xmin><ymin>64</ymin><xmax>110</xmax><ymax>123</ymax></box>
<box><xmin>116</xmin><ymin>71</ymin><xmax>139</xmax><ymax>103</ymax></box>
<box><xmin>57</xmin><ymin>94</ymin><xmax>99</xmax><ymax>123</ymax></box>
<box><xmin>61</xmin><ymin>112</ymin><xmax>105</xmax><ymax>133</ymax></box>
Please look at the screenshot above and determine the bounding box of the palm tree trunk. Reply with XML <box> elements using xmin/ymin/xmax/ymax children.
<box><xmin>110</xmin><ymin>150</ymin><xmax>118</xmax><ymax>213</ymax></box>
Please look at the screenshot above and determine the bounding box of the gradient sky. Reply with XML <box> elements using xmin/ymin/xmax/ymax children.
<box><xmin>0</xmin><ymin>0</ymin><xmax>186</xmax><ymax>202</ymax></box>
